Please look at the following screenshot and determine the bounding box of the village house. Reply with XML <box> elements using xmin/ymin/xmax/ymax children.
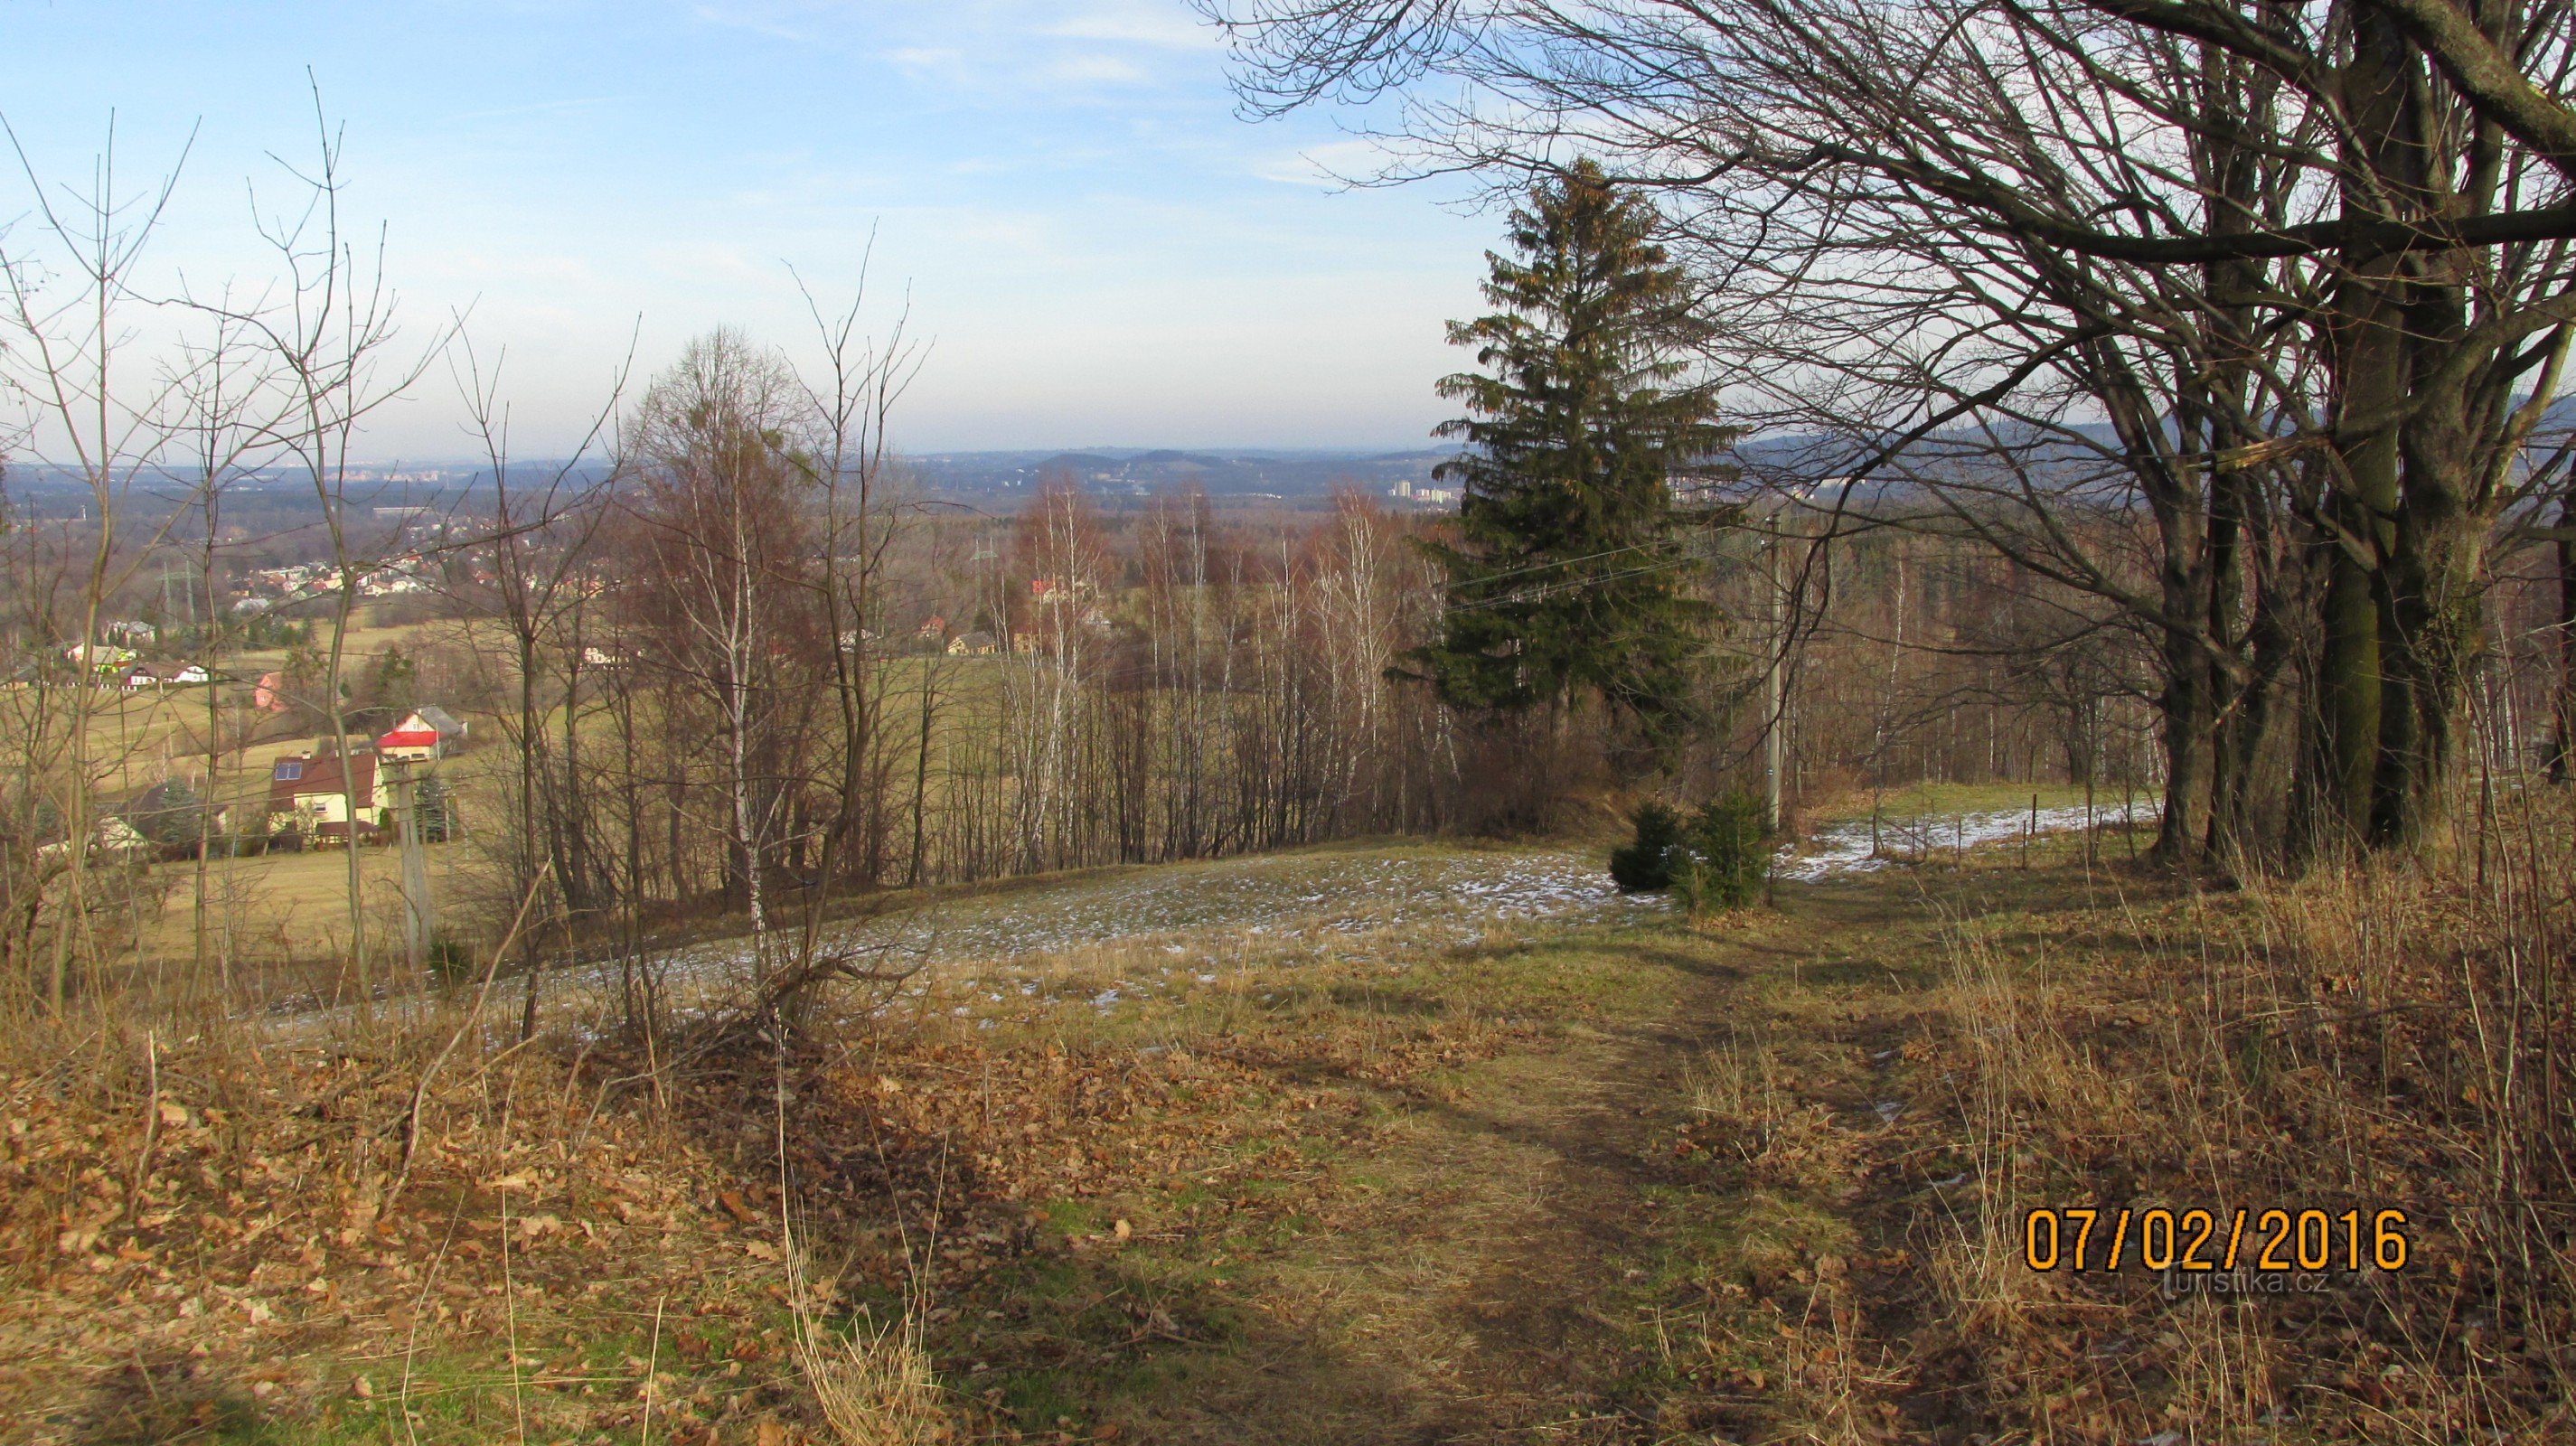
<box><xmin>63</xmin><ymin>643</ymin><xmax>136</xmax><ymax>673</ymax></box>
<box><xmin>375</xmin><ymin>705</ymin><xmax>467</xmax><ymax>762</ymax></box>
<box><xmin>38</xmin><ymin>814</ymin><xmax>150</xmax><ymax>862</ymax></box>
<box><xmin>267</xmin><ymin>746</ymin><xmax>393</xmax><ymax>840</ymax></box>
<box><xmin>120</xmin><ymin>662</ymin><xmax>210</xmax><ymax>690</ymax></box>
<box><xmin>947</xmin><ymin>630</ymin><xmax>998</xmax><ymax>656</ymax></box>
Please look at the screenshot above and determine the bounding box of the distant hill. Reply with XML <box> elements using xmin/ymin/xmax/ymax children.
<box><xmin>905</xmin><ymin>448</ymin><xmax>1452</xmax><ymax>504</ymax></box>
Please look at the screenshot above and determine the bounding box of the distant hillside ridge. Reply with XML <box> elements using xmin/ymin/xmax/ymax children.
<box><xmin>905</xmin><ymin>447</ymin><xmax>1453</xmax><ymax>502</ymax></box>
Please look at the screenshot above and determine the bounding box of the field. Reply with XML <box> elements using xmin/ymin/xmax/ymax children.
<box><xmin>98</xmin><ymin>643</ymin><xmax>1060</xmax><ymax>966</ymax></box>
<box><xmin>3</xmin><ymin>801</ymin><xmax>2556</xmax><ymax>1444</ymax></box>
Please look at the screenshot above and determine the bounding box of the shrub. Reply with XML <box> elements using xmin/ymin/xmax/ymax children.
<box><xmin>426</xmin><ymin>932</ymin><xmax>477</xmax><ymax>984</ymax></box>
<box><xmin>1609</xmin><ymin>801</ymin><xmax>1683</xmax><ymax>891</ymax></box>
<box><xmin>1669</xmin><ymin>793</ymin><xmax>1771</xmax><ymax>916</ymax></box>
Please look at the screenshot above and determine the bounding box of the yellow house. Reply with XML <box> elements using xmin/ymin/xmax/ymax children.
<box><xmin>268</xmin><ymin>748</ymin><xmax>393</xmax><ymax>839</ymax></box>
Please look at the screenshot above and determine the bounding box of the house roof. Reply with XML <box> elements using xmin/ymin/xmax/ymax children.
<box><xmin>409</xmin><ymin>705</ymin><xmax>465</xmax><ymax>736</ymax></box>
<box><xmin>121</xmin><ymin>778</ymin><xmax>197</xmax><ymax>822</ymax></box>
<box><xmin>268</xmin><ymin>748</ymin><xmax>376</xmax><ymax>810</ymax></box>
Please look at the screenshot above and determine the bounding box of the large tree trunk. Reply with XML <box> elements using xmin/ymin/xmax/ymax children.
<box><xmin>2314</xmin><ymin>4</ymin><xmax>2418</xmax><ymax>855</ymax></box>
<box><xmin>2552</xmin><ymin>489</ymin><xmax>2576</xmax><ymax>783</ymax></box>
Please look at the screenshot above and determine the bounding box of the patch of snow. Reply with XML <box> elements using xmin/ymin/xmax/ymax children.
<box><xmin>1775</xmin><ymin>798</ymin><xmax>2158</xmax><ymax>882</ymax></box>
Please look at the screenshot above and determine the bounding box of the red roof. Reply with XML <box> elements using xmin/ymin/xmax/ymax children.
<box><xmin>268</xmin><ymin>749</ymin><xmax>376</xmax><ymax>812</ymax></box>
<box><xmin>378</xmin><ymin>729</ymin><xmax>439</xmax><ymax>749</ymax></box>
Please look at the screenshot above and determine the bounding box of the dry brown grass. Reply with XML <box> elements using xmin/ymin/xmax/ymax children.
<box><xmin>787</xmin><ymin>1234</ymin><xmax>947</xmax><ymax>1446</ymax></box>
<box><xmin>0</xmin><ymin>857</ymin><xmax>1556</xmax><ymax>1443</ymax></box>
<box><xmin>1610</xmin><ymin>806</ymin><xmax>2576</xmax><ymax>1444</ymax></box>
<box><xmin>1888</xmin><ymin>794</ymin><xmax>2576</xmax><ymax>1441</ymax></box>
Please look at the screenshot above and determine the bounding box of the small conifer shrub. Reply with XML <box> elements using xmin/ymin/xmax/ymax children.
<box><xmin>1669</xmin><ymin>793</ymin><xmax>1771</xmax><ymax>916</ymax></box>
<box><xmin>1609</xmin><ymin>801</ymin><xmax>1683</xmax><ymax>891</ymax></box>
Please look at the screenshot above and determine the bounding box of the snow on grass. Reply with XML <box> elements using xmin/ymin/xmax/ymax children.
<box><xmin>268</xmin><ymin>800</ymin><xmax>2163</xmax><ymax>1040</ymax></box>
<box><xmin>1773</xmin><ymin>797</ymin><xmax>2158</xmax><ymax>882</ymax></box>
<box><xmin>606</xmin><ymin>802</ymin><xmax>2158</xmax><ymax>1022</ymax></box>
<box><xmin>662</xmin><ymin>844</ymin><xmax>1651</xmax><ymax>991</ymax></box>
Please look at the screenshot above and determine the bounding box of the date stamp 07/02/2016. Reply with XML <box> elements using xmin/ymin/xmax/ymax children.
<box><xmin>2021</xmin><ymin>1206</ymin><xmax>2413</xmax><ymax>1295</ymax></box>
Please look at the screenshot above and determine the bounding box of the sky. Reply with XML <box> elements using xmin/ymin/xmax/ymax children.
<box><xmin>0</xmin><ymin>1</ymin><xmax>1495</xmax><ymax>460</ymax></box>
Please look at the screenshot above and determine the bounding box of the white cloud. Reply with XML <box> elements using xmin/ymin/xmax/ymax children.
<box><xmin>1255</xmin><ymin>138</ymin><xmax>1390</xmax><ymax>188</ymax></box>
<box><xmin>690</xmin><ymin>4</ymin><xmax>811</xmax><ymax>43</ymax></box>
<box><xmin>1040</xmin><ymin>11</ymin><xmax>1215</xmax><ymax>48</ymax></box>
<box><xmin>1048</xmin><ymin>53</ymin><xmax>1149</xmax><ymax>85</ymax></box>
<box><xmin>887</xmin><ymin>45</ymin><xmax>965</xmax><ymax>72</ymax></box>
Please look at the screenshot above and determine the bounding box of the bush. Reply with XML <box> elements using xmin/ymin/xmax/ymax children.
<box><xmin>427</xmin><ymin>931</ymin><xmax>477</xmax><ymax>984</ymax></box>
<box><xmin>1669</xmin><ymin>793</ymin><xmax>1772</xmax><ymax>916</ymax></box>
<box><xmin>1609</xmin><ymin>801</ymin><xmax>1683</xmax><ymax>891</ymax></box>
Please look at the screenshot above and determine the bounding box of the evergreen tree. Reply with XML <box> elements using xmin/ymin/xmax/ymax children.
<box><xmin>413</xmin><ymin>773</ymin><xmax>456</xmax><ymax>843</ymax></box>
<box><xmin>1411</xmin><ymin>162</ymin><xmax>1731</xmax><ymax>763</ymax></box>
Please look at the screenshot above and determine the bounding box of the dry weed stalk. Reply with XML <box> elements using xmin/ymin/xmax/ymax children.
<box><xmin>785</xmin><ymin>1231</ymin><xmax>946</xmax><ymax>1446</ymax></box>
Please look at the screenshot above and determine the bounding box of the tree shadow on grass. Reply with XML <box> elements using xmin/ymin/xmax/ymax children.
<box><xmin>950</xmin><ymin>1241</ymin><xmax>1460</xmax><ymax>1446</ymax></box>
<box><xmin>73</xmin><ymin>1353</ymin><xmax>283</xmax><ymax>1446</ymax></box>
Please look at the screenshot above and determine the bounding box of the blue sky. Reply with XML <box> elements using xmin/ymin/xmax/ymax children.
<box><xmin>0</xmin><ymin>2</ymin><xmax>1492</xmax><ymax>458</ymax></box>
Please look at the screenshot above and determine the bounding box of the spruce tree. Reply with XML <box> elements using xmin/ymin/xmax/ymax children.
<box><xmin>1412</xmin><ymin>162</ymin><xmax>1729</xmax><ymax>762</ymax></box>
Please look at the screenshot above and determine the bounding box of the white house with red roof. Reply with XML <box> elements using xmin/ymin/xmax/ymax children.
<box><xmin>268</xmin><ymin>746</ymin><xmax>391</xmax><ymax>839</ymax></box>
<box><xmin>375</xmin><ymin>705</ymin><xmax>467</xmax><ymax>762</ymax></box>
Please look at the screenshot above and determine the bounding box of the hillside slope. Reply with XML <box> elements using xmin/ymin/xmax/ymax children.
<box><xmin>3</xmin><ymin>824</ymin><xmax>2557</xmax><ymax>1443</ymax></box>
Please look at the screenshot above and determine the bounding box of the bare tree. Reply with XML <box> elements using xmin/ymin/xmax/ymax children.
<box><xmin>218</xmin><ymin>87</ymin><xmax>447</xmax><ymax>1024</ymax></box>
<box><xmin>0</xmin><ymin>119</ymin><xmax>197</xmax><ymax>1009</ymax></box>
<box><xmin>447</xmin><ymin>332</ymin><xmax>627</xmax><ymax>1037</ymax></box>
<box><xmin>620</xmin><ymin>330</ymin><xmax>820</xmax><ymax>1001</ymax></box>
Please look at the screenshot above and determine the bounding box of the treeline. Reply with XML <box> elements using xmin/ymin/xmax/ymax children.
<box><xmin>449</xmin><ymin>335</ymin><xmax>1463</xmax><ymax>950</ymax></box>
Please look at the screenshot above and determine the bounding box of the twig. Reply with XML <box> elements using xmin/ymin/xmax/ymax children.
<box><xmin>639</xmin><ymin>1291</ymin><xmax>668</xmax><ymax>1446</ymax></box>
<box><xmin>398</xmin><ymin>1188</ymin><xmax>467</xmax><ymax>1446</ymax></box>
<box><xmin>502</xmin><ymin>1183</ymin><xmax>526</xmax><ymax>1445</ymax></box>
<box><xmin>124</xmin><ymin>1031</ymin><xmax>160</xmax><ymax>1225</ymax></box>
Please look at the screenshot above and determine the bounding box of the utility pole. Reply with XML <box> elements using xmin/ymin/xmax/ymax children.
<box><xmin>388</xmin><ymin>757</ymin><xmax>435</xmax><ymax>972</ymax></box>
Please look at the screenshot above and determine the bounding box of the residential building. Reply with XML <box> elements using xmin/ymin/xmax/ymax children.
<box><xmin>268</xmin><ymin>747</ymin><xmax>392</xmax><ymax>839</ymax></box>
<box><xmin>375</xmin><ymin>705</ymin><xmax>467</xmax><ymax>762</ymax></box>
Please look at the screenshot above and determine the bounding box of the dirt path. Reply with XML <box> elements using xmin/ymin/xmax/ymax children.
<box><xmin>1198</xmin><ymin>1019</ymin><xmax>1688</xmax><ymax>1442</ymax></box>
<box><xmin>991</xmin><ymin>886</ymin><xmax>1829</xmax><ymax>1444</ymax></box>
<box><xmin>1035</xmin><ymin>873</ymin><xmax>1964</xmax><ymax>1446</ymax></box>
